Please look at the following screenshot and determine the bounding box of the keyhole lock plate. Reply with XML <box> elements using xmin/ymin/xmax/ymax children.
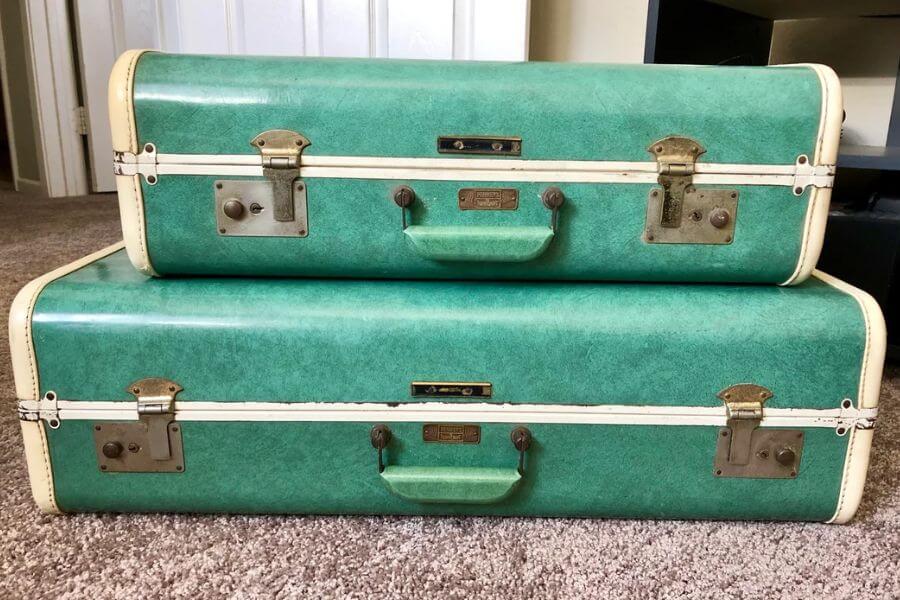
<box><xmin>214</xmin><ymin>179</ymin><xmax>309</xmax><ymax>237</ymax></box>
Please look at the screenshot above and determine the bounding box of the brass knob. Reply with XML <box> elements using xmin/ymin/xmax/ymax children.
<box><xmin>223</xmin><ymin>199</ymin><xmax>245</xmax><ymax>220</ymax></box>
<box><xmin>102</xmin><ymin>441</ymin><xmax>123</xmax><ymax>458</ymax></box>
<box><xmin>392</xmin><ymin>185</ymin><xmax>415</xmax><ymax>208</ymax></box>
<box><xmin>541</xmin><ymin>187</ymin><xmax>565</xmax><ymax>210</ymax></box>
<box><xmin>709</xmin><ymin>208</ymin><xmax>731</xmax><ymax>229</ymax></box>
<box><xmin>775</xmin><ymin>447</ymin><xmax>796</xmax><ymax>466</ymax></box>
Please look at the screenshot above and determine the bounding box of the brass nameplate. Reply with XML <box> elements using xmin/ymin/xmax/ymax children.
<box><xmin>438</xmin><ymin>136</ymin><xmax>521</xmax><ymax>156</ymax></box>
<box><xmin>411</xmin><ymin>381</ymin><xmax>492</xmax><ymax>398</ymax></box>
<box><xmin>423</xmin><ymin>424</ymin><xmax>481</xmax><ymax>444</ymax></box>
<box><xmin>458</xmin><ymin>188</ymin><xmax>518</xmax><ymax>211</ymax></box>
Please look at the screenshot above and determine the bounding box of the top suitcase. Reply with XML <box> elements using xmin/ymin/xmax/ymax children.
<box><xmin>109</xmin><ymin>51</ymin><xmax>841</xmax><ymax>284</ymax></box>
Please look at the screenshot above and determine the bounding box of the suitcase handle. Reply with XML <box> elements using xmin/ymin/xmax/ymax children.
<box><xmin>370</xmin><ymin>425</ymin><xmax>532</xmax><ymax>504</ymax></box>
<box><xmin>393</xmin><ymin>186</ymin><xmax>564</xmax><ymax>262</ymax></box>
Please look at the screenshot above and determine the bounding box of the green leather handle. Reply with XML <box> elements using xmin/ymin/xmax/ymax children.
<box><xmin>403</xmin><ymin>225</ymin><xmax>554</xmax><ymax>262</ymax></box>
<box><xmin>370</xmin><ymin>425</ymin><xmax>532</xmax><ymax>504</ymax></box>
<box><xmin>380</xmin><ymin>466</ymin><xmax>522</xmax><ymax>504</ymax></box>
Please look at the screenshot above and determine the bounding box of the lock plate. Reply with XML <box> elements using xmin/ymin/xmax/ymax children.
<box><xmin>215</xmin><ymin>180</ymin><xmax>309</xmax><ymax>237</ymax></box>
<box><xmin>93</xmin><ymin>421</ymin><xmax>184</xmax><ymax>473</ymax></box>
<box><xmin>411</xmin><ymin>381</ymin><xmax>492</xmax><ymax>398</ymax></box>
<box><xmin>714</xmin><ymin>429</ymin><xmax>804</xmax><ymax>479</ymax></box>
<box><xmin>644</xmin><ymin>187</ymin><xmax>738</xmax><ymax>244</ymax></box>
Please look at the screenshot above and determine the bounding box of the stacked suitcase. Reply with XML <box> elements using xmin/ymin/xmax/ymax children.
<box><xmin>11</xmin><ymin>51</ymin><xmax>886</xmax><ymax>521</ymax></box>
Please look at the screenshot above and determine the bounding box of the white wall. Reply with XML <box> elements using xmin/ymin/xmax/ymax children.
<box><xmin>770</xmin><ymin>17</ymin><xmax>900</xmax><ymax>148</ymax></box>
<box><xmin>529</xmin><ymin>0</ymin><xmax>648</xmax><ymax>63</ymax></box>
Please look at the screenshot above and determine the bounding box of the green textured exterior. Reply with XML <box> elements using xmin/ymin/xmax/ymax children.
<box><xmin>131</xmin><ymin>54</ymin><xmax>824</xmax><ymax>282</ymax></box>
<box><xmin>30</xmin><ymin>251</ymin><xmax>864</xmax><ymax>519</ymax></box>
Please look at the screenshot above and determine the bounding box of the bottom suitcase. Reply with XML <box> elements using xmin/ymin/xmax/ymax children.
<box><xmin>11</xmin><ymin>244</ymin><xmax>885</xmax><ymax>522</ymax></box>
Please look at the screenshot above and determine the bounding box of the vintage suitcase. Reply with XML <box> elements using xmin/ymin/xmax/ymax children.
<box><xmin>110</xmin><ymin>51</ymin><xmax>841</xmax><ymax>284</ymax></box>
<box><xmin>12</xmin><ymin>244</ymin><xmax>884</xmax><ymax>521</ymax></box>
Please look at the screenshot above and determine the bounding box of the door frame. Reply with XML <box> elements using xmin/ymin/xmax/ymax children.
<box><xmin>3</xmin><ymin>0</ymin><xmax>88</xmax><ymax>197</ymax></box>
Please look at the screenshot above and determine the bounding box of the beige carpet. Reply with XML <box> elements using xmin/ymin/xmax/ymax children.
<box><xmin>0</xmin><ymin>192</ymin><xmax>898</xmax><ymax>599</ymax></box>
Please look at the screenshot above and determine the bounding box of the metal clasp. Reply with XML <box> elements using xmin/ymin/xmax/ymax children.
<box><xmin>713</xmin><ymin>384</ymin><xmax>804</xmax><ymax>479</ymax></box>
<box><xmin>251</xmin><ymin>130</ymin><xmax>310</xmax><ymax>222</ymax></box>
<box><xmin>93</xmin><ymin>378</ymin><xmax>185</xmax><ymax>473</ymax></box>
<box><xmin>645</xmin><ymin>136</ymin><xmax>738</xmax><ymax>245</ymax></box>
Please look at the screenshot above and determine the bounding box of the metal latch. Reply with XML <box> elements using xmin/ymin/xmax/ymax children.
<box><xmin>93</xmin><ymin>378</ymin><xmax>185</xmax><ymax>473</ymax></box>
<box><xmin>645</xmin><ymin>136</ymin><xmax>738</xmax><ymax>245</ymax></box>
<box><xmin>251</xmin><ymin>129</ymin><xmax>310</xmax><ymax>222</ymax></box>
<box><xmin>713</xmin><ymin>384</ymin><xmax>803</xmax><ymax>479</ymax></box>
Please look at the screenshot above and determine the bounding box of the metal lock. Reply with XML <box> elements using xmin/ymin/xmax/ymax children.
<box><xmin>644</xmin><ymin>136</ymin><xmax>738</xmax><ymax>245</ymax></box>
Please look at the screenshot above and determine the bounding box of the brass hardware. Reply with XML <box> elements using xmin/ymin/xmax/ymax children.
<box><xmin>214</xmin><ymin>180</ymin><xmax>308</xmax><ymax>237</ymax></box>
<box><xmin>438</xmin><ymin>136</ymin><xmax>521</xmax><ymax>156</ymax></box>
<box><xmin>713</xmin><ymin>384</ymin><xmax>803</xmax><ymax>479</ymax></box>
<box><xmin>458</xmin><ymin>188</ymin><xmax>518</xmax><ymax>211</ymax></box>
<box><xmin>251</xmin><ymin>129</ymin><xmax>310</xmax><ymax>222</ymax></box>
<box><xmin>371</xmin><ymin>424</ymin><xmax>533</xmax><ymax>475</ymax></box>
<box><xmin>511</xmin><ymin>426</ymin><xmax>532</xmax><ymax>474</ymax></box>
<box><xmin>423</xmin><ymin>424</ymin><xmax>481</xmax><ymax>444</ymax></box>
<box><xmin>411</xmin><ymin>381</ymin><xmax>492</xmax><ymax>399</ymax></box>
<box><xmin>393</xmin><ymin>187</ymin><xmax>562</xmax><ymax>232</ymax></box>
<box><xmin>93</xmin><ymin>378</ymin><xmax>185</xmax><ymax>473</ymax></box>
<box><xmin>370</xmin><ymin>424</ymin><xmax>392</xmax><ymax>473</ymax></box>
<box><xmin>393</xmin><ymin>185</ymin><xmax>416</xmax><ymax>230</ymax></box>
<box><xmin>222</xmin><ymin>199</ymin><xmax>245</xmax><ymax>220</ymax></box>
<box><xmin>645</xmin><ymin>136</ymin><xmax>738</xmax><ymax>245</ymax></box>
<box><xmin>541</xmin><ymin>186</ymin><xmax>565</xmax><ymax>232</ymax></box>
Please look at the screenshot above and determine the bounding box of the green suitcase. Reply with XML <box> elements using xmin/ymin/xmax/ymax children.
<box><xmin>12</xmin><ymin>245</ymin><xmax>884</xmax><ymax>521</ymax></box>
<box><xmin>110</xmin><ymin>52</ymin><xmax>840</xmax><ymax>284</ymax></box>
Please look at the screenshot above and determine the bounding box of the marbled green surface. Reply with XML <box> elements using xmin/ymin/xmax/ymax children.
<box><xmin>131</xmin><ymin>54</ymin><xmax>824</xmax><ymax>282</ymax></box>
<box><xmin>30</xmin><ymin>251</ymin><xmax>864</xmax><ymax>518</ymax></box>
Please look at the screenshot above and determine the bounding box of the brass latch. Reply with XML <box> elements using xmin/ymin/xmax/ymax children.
<box><xmin>713</xmin><ymin>384</ymin><xmax>803</xmax><ymax>479</ymax></box>
<box><xmin>645</xmin><ymin>136</ymin><xmax>738</xmax><ymax>245</ymax></box>
<box><xmin>251</xmin><ymin>130</ymin><xmax>310</xmax><ymax>222</ymax></box>
<box><xmin>93</xmin><ymin>378</ymin><xmax>185</xmax><ymax>473</ymax></box>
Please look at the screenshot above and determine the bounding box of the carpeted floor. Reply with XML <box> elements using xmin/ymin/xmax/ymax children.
<box><xmin>0</xmin><ymin>192</ymin><xmax>898</xmax><ymax>599</ymax></box>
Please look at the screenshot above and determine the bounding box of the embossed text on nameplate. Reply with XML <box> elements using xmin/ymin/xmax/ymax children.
<box><xmin>458</xmin><ymin>188</ymin><xmax>519</xmax><ymax>211</ymax></box>
<box><xmin>423</xmin><ymin>424</ymin><xmax>481</xmax><ymax>444</ymax></box>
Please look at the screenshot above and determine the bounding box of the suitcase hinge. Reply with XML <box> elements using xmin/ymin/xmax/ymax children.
<box><xmin>713</xmin><ymin>384</ymin><xmax>804</xmax><ymax>479</ymax></box>
<box><xmin>645</xmin><ymin>136</ymin><xmax>738</xmax><ymax>245</ymax></box>
<box><xmin>92</xmin><ymin>378</ymin><xmax>185</xmax><ymax>473</ymax></box>
<box><xmin>251</xmin><ymin>130</ymin><xmax>310</xmax><ymax>223</ymax></box>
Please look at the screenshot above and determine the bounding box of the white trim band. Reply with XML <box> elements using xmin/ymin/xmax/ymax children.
<box><xmin>18</xmin><ymin>398</ymin><xmax>876</xmax><ymax>430</ymax></box>
<box><xmin>114</xmin><ymin>152</ymin><xmax>835</xmax><ymax>192</ymax></box>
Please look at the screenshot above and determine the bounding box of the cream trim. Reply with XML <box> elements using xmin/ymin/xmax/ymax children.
<box><xmin>115</xmin><ymin>152</ymin><xmax>835</xmax><ymax>189</ymax></box>
<box><xmin>109</xmin><ymin>49</ymin><xmax>156</xmax><ymax>275</ymax></box>
<box><xmin>10</xmin><ymin>243</ymin><xmax>124</xmax><ymax>515</ymax></box>
<box><xmin>117</xmin><ymin>174</ymin><xmax>156</xmax><ymax>276</ymax></box>
<box><xmin>17</xmin><ymin>398</ymin><xmax>875</xmax><ymax>429</ymax></box>
<box><xmin>780</xmin><ymin>64</ymin><xmax>843</xmax><ymax>286</ymax></box>
<box><xmin>19</xmin><ymin>421</ymin><xmax>60</xmax><ymax>514</ymax></box>
<box><xmin>108</xmin><ymin>49</ymin><xmax>149</xmax><ymax>153</ymax></box>
<box><xmin>10</xmin><ymin>242</ymin><xmax>126</xmax><ymax>401</ymax></box>
<box><xmin>813</xmin><ymin>270</ymin><xmax>886</xmax><ymax>523</ymax></box>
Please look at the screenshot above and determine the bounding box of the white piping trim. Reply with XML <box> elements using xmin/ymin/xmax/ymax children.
<box><xmin>813</xmin><ymin>270</ymin><xmax>887</xmax><ymax>524</ymax></box>
<box><xmin>9</xmin><ymin>242</ymin><xmax>124</xmax><ymax>515</ymax></box>
<box><xmin>780</xmin><ymin>64</ymin><xmax>843</xmax><ymax>286</ymax></box>
<box><xmin>114</xmin><ymin>152</ymin><xmax>835</xmax><ymax>189</ymax></box>
<box><xmin>17</xmin><ymin>399</ymin><xmax>876</xmax><ymax>430</ymax></box>
<box><xmin>109</xmin><ymin>50</ymin><xmax>156</xmax><ymax>276</ymax></box>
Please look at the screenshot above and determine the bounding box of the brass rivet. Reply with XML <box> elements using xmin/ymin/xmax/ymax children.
<box><xmin>223</xmin><ymin>199</ymin><xmax>245</xmax><ymax>220</ymax></box>
<box><xmin>646</xmin><ymin>232</ymin><xmax>655</xmax><ymax>241</ymax></box>
<box><xmin>132</xmin><ymin>387</ymin><xmax>140</xmax><ymax>394</ymax></box>
<box><xmin>144</xmin><ymin>143</ymin><xmax>154</xmax><ymax>153</ymax></box>
<box><xmin>102</xmin><ymin>441</ymin><xmax>123</xmax><ymax>458</ymax></box>
<box><xmin>715</xmin><ymin>469</ymin><xmax>722</xmax><ymax>476</ymax></box>
<box><xmin>258</xmin><ymin>139</ymin><xmax>265</xmax><ymax>146</ymax></box>
<box><xmin>655</xmin><ymin>145</ymin><xmax>663</xmax><ymax>153</ymax></box>
<box><xmin>297</xmin><ymin>183</ymin><xmax>304</xmax><ymax>191</ymax></box>
<box><xmin>146</xmin><ymin>175</ymin><xmax>157</xmax><ymax>184</ymax></box>
<box><xmin>798</xmin><ymin>155</ymin><xmax>807</xmax><ymax>164</ymax></box>
<box><xmin>171</xmin><ymin>426</ymin><xmax>179</xmax><ymax>432</ymax></box>
<box><xmin>100</xmin><ymin>465</ymin><xmax>108</xmax><ymax>471</ymax></box>
<box><xmin>219</xmin><ymin>228</ymin><xmax>226</xmax><ymax>234</ymax></box>
<box><xmin>216</xmin><ymin>182</ymin><xmax>223</xmax><ymax>189</ymax></box>
<box><xmin>299</xmin><ymin>230</ymin><xmax>306</xmax><ymax>236</ymax></box>
<box><xmin>176</xmin><ymin>465</ymin><xmax>183</xmax><ymax>471</ymax></box>
<box><xmin>128</xmin><ymin>443</ymin><xmax>140</xmax><ymax>453</ymax></box>
<box><xmin>794</xmin><ymin>186</ymin><xmax>803</xmax><ymax>195</ymax></box>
